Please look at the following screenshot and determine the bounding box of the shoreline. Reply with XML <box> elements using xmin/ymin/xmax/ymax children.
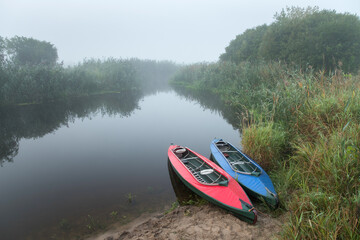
<box><xmin>86</xmin><ymin>204</ymin><xmax>284</xmax><ymax>240</ymax></box>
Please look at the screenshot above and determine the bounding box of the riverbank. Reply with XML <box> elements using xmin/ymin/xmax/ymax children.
<box><xmin>171</xmin><ymin>62</ymin><xmax>360</xmax><ymax>238</ymax></box>
<box><xmin>87</xmin><ymin>204</ymin><xmax>284</xmax><ymax>240</ymax></box>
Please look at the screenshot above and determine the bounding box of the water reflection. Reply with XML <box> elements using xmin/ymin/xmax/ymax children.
<box><xmin>172</xmin><ymin>87</ymin><xmax>245</xmax><ymax>130</ymax></box>
<box><xmin>0</xmin><ymin>91</ymin><xmax>142</xmax><ymax>166</ymax></box>
<box><xmin>0</xmin><ymin>90</ymin><xmax>240</xmax><ymax>240</ymax></box>
<box><xmin>167</xmin><ymin>159</ymin><xmax>195</xmax><ymax>204</ymax></box>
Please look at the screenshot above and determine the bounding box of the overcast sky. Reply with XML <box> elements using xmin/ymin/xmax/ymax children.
<box><xmin>1</xmin><ymin>0</ymin><xmax>359</xmax><ymax>65</ymax></box>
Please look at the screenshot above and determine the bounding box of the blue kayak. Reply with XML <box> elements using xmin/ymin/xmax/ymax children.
<box><xmin>210</xmin><ymin>139</ymin><xmax>279</xmax><ymax>209</ymax></box>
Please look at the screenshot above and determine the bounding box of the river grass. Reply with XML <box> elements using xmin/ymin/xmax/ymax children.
<box><xmin>171</xmin><ymin>61</ymin><xmax>360</xmax><ymax>239</ymax></box>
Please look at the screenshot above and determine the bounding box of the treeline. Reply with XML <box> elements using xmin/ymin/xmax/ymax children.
<box><xmin>0</xmin><ymin>36</ymin><xmax>178</xmax><ymax>105</ymax></box>
<box><xmin>171</xmin><ymin>6</ymin><xmax>360</xmax><ymax>239</ymax></box>
<box><xmin>220</xmin><ymin>7</ymin><xmax>360</xmax><ymax>73</ymax></box>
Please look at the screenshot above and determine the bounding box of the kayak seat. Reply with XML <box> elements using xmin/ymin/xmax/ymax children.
<box><xmin>174</xmin><ymin>147</ymin><xmax>188</xmax><ymax>158</ymax></box>
<box><xmin>216</xmin><ymin>141</ymin><xmax>227</xmax><ymax>146</ymax></box>
<box><xmin>217</xmin><ymin>142</ymin><xmax>230</xmax><ymax>151</ymax></box>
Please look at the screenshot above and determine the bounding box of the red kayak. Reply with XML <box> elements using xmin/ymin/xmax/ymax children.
<box><xmin>168</xmin><ymin>145</ymin><xmax>257</xmax><ymax>224</ymax></box>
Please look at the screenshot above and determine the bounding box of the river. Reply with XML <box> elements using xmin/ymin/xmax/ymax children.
<box><xmin>0</xmin><ymin>90</ymin><xmax>241</xmax><ymax>239</ymax></box>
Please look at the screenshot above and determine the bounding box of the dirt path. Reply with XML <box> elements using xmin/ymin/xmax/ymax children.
<box><xmin>87</xmin><ymin>204</ymin><xmax>283</xmax><ymax>240</ymax></box>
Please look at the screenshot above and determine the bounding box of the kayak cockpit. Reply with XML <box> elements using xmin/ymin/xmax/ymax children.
<box><xmin>215</xmin><ymin>141</ymin><xmax>262</xmax><ymax>176</ymax></box>
<box><xmin>173</xmin><ymin>147</ymin><xmax>228</xmax><ymax>186</ymax></box>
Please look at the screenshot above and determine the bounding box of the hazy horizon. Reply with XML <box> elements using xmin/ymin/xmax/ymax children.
<box><xmin>1</xmin><ymin>0</ymin><xmax>359</xmax><ymax>65</ymax></box>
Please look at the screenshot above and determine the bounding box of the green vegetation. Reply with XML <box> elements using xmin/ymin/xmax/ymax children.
<box><xmin>172</xmin><ymin>7</ymin><xmax>360</xmax><ymax>238</ymax></box>
<box><xmin>85</xmin><ymin>215</ymin><xmax>104</xmax><ymax>232</ymax></box>
<box><xmin>110</xmin><ymin>211</ymin><xmax>118</xmax><ymax>218</ymax></box>
<box><xmin>220</xmin><ymin>7</ymin><xmax>360</xmax><ymax>73</ymax></box>
<box><xmin>1</xmin><ymin>5</ymin><xmax>359</xmax><ymax>239</ymax></box>
<box><xmin>164</xmin><ymin>197</ymin><xmax>207</xmax><ymax>215</ymax></box>
<box><xmin>126</xmin><ymin>192</ymin><xmax>136</xmax><ymax>203</ymax></box>
<box><xmin>172</xmin><ymin>61</ymin><xmax>360</xmax><ymax>239</ymax></box>
<box><xmin>242</xmin><ymin>122</ymin><xmax>286</xmax><ymax>171</ymax></box>
<box><xmin>181</xmin><ymin>197</ymin><xmax>208</xmax><ymax>206</ymax></box>
<box><xmin>6</xmin><ymin>36</ymin><xmax>58</xmax><ymax>66</ymax></box>
<box><xmin>0</xmin><ymin>36</ymin><xmax>178</xmax><ymax>105</ymax></box>
<box><xmin>220</xmin><ymin>24</ymin><xmax>268</xmax><ymax>63</ymax></box>
<box><xmin>165</xmin><ymin>201</ymin><xmax>179</xmax><ymax>214</ymax></box>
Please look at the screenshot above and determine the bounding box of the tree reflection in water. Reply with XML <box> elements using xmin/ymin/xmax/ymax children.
<box><xmin>0</xmin><ymin>91</ymin><xmax>142</xmax><ymax>166</ymax></box>
<box><xmin>172</xmin><ymin>87</ymin><xmax>246</xmax><ymax>130</ymax></box>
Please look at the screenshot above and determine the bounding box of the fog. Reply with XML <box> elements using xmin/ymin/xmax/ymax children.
<box><xmin>1</xmin><ymin>0</ymin><xmax>359</xmax><ymax>64</ymax></box>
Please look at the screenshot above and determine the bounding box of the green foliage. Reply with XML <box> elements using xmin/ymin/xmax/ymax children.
<box><xmin>85</xmin><ymin>215</ymin><xmax>104</xmax><ymax>232</ymax></box>
<box><xmin>181</xmin><ymin>197</ymin><xmax>208</xmax><ymax>206</ymax></box>
<box><xmin>6</xmin><ymin>36</ymin><xmax>58</xmax><ymax>66</ymax></box>
<box><xmin>0</xmin><ymin>37</ymin><xmax>7</xmax><ymax>94</ymax></box>
<box><xmin>241</xmin><ymin>122</ymin><xmax>286</xmax><ymax>171</ymax></box>
<box><xmin>220</xmin><ymin>24</ymin><xmax>268</xmax><ymax>63</ymax></box>
<box><xmin>1</xmin><ymin>63</ymin><xmax>66</xmax><ymax>103</ymax></box>
<box><xmin>165</xmin><ymin>201</ymin><xmax>179</xmax><ymax>214</ymax></box>
<box><xmin>0</xmin><ymin>36</ymin><xmax>5</xmax><ymax>64</ymax></box>
<box><xmin>171</xmin><ymin>61</ymin><xmax>299</xmax><ymax>124</ymax></box>
<box><xmin>172</xmin><ymin>61</ymin><xmax>360</xmax><ymax>239</ymax></box>
<box><xmin>0</xmin><ymin>57</ymin><xmax>178</xmax><ymax>105</ymax></box>
<box><xmin>283</xmin><ymin>124</ymin><xmax>360</xmax><ymax>239</ymax></box>
<box><xmin>66</xmin><ymin>58</ymin><xmax>139</xmax><ymax>95</ymax></box>
<box><xmin>126</xmin><ymin>192</ymin><xmax>136</xmax><ymax>203</ymax></box>
<box><xmin>110</xmin><ymin>211</ymin><xmax>118</xmax><ymax>218</ymax></box>
<box><xmin>0</xmin><ymin>35</ymin><xmax>178</xmax><ymax>105</ymax></box>
<box><xmin>261</xmin><ymin>7</ymin><xmax>360</xmax><ymax>72</ymax></box>
<box><xmin>221</xmin><ymin>6</ymin><xmax>360</xmax><ymax>73</ymax></box>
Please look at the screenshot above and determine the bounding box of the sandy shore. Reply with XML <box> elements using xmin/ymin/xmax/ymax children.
<box><xmin>86</xmin><ymin>204</ymin><xmax>283</xmax><ymax>240</ymax></box>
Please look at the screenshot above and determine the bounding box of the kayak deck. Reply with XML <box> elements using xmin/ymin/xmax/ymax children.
<box><xmin>173</xmin><ymin>146</ymin><xmax>228</xmax><ymax>186</ymax></box>
<box><xmin>169</xmin><ymin>145</ymin><xmax>258</xmax><ymax>223</ymax></box>
<box><xmin>215</xmin><ymin>141</ymin><xmax>262</xmax><ymax>176</ymax></box>
<box><xmin>212</xmin><ymin>139</ymin><xmax>279</xmax><ymax>209</ymax></box>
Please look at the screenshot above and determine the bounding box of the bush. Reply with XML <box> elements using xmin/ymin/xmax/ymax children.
<box><xmin>221</xmin><ymin>7</ymin><xmax>360</xmax><ymax>73</ymax></box>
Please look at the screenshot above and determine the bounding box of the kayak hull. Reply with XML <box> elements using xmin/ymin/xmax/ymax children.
<box><xmin>210</xmin><ymin>139</ymin><xmax>279</xmax><ymax>209</ymax></box>
<box><xmin>168</xmin><ymin>145</ymin><xmax>257</xmax><ymax>224</ymax></box>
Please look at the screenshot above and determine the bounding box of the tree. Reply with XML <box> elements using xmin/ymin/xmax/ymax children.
<box><xmin>222</xmin><ymin>7</ymin><xmax>360</xmax><ymax>72</ymax></box>
<box><xmin>259</xmin><ymin>7</ymin><xmax>360</xmax><ymax>72</ymax></box>
<box><xmin>6</xmin><ymin>36</ymin><xmax>58</xmax><ymax>66</ymax></box>
<box><xmin>220</xmin><ymin>24</ymin><xmax>268</xmax><ymax>63</ymax></box>
<box><xmin>0</xmin><ymin>36</ymin><xmax>5</xmax><ymax>64</ymax></box>
<box><xmin>0</xmin><ymin>36</ymin><xmax>6</xmax><ymax>96</ymax></box>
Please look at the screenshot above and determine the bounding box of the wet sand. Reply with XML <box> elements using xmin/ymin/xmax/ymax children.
<box><xmin>86</xmin><ymin>204</ymin><xmax>283</xmax><ymax>240</ymax></box>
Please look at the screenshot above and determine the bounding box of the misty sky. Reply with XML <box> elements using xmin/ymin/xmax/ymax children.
<box><xmin>1</xmin><ymin>0</ymin><xmax>359</xmax><ymax>65</ymax></box>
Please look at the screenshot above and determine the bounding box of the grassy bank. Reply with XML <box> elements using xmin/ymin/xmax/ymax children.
<box><xmin>171</xmin><ymin>62</ymin><xmax>360</xmax><ymax>239</ymax></box>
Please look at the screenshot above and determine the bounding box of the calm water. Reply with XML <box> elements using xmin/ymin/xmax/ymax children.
<box><xmin>0</xmin><ymin>90</ymin><xmax>240</xmax><ymax>239</ymax></box>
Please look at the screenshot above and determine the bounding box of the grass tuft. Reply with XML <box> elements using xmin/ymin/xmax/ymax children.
<box><xmin>242</xmin><ymin>122</ymin><xmax>286</xmax><ymax>171</ymax></box>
